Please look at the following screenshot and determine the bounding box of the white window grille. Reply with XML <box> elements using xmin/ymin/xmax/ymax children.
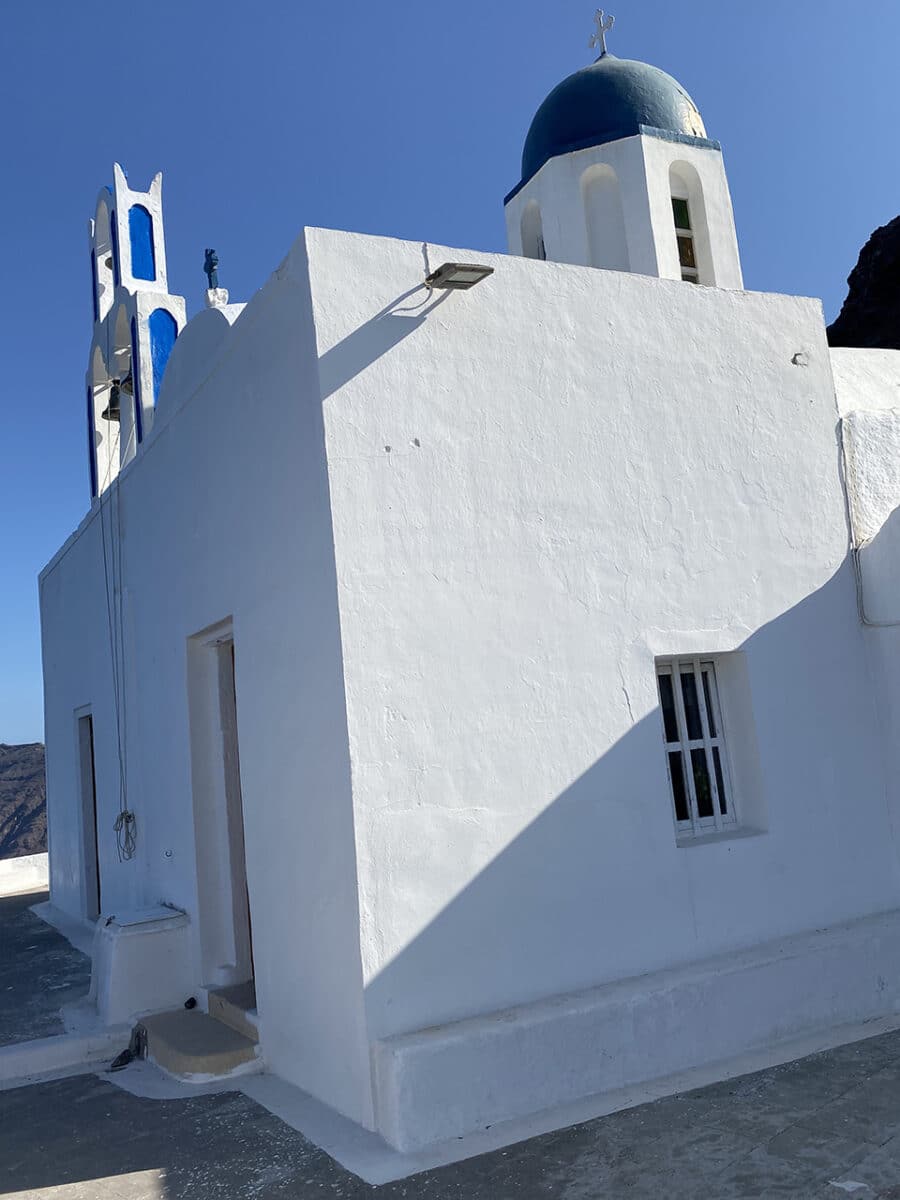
<box><xmin>671</xmin><ymin>196</ymin><xmax>699</xmax><ymax>283</ymax></box>
<box><xmin>656</xmin><ymin>658</ymin><xmax>735</xmax><ymax>836</ymax></box>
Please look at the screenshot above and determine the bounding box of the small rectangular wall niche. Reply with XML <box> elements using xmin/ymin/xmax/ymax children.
<box><xmin>582</xmin><ymin>164</ymin><xmax>629</xmax><ymax>272</ymax></box>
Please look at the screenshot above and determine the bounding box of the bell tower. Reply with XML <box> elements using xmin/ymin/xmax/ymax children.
<box><xmin>504</xmin><ymin>15</ymin><xmax>742</xmax><ymax>291</ymax></box>
<box><xmin>86</xmin><ymin>163</ymin><xmax>186</xmax><ymax>498</ymax></box>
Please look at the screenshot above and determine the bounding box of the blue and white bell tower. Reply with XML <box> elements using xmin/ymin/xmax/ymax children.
<box><xmin>86</xmin><ymin>163</ymin><xmax>186</xmax><ymax>498</ymax></box>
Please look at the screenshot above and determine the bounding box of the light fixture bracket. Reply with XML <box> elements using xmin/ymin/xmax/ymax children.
<box><xmin>425</xmin><ymin>262</ymin><xmax>494</xmax><ymax>290</ymax></box>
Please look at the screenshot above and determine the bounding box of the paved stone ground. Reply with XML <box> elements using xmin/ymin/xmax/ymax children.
<box><xmin>4</xmin><ymin>1032</ymin><xmax>900</xmax><ymax>1197</ymax></box>
<box><xmin>5</xmin><ymin>893</ymin><xmax>900</xmax><ymax>1197</ymax></box>
<box><xmin>0</xmin><ymin>890</ymin><xmax>91</xmax><ymax>1046</ymax></box>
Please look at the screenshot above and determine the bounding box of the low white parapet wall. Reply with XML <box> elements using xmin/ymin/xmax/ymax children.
<box><xmin>373</xmin><ymin>907</ymin><xmax>900</xmax><ymax>1151</ymax></box>
<box><xmin>0</xmin><ymin>852</ymin><xmax>48</xmax><ymax>896</ymax></box>
<box><xmin>90</xmin><ymin>906</ymin><xmax>194</xmax><ymax>1025</ymax></box>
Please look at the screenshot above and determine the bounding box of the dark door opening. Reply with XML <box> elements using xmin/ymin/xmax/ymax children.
<box><xmin>218</xmin><ymin>640</ymin><xmax>254</xmax><ymax>987</ymax></box>
<box><xmin>78</xmin><ymin>714</ymin><xmax>101</xmax><ymax>919</ymax></box>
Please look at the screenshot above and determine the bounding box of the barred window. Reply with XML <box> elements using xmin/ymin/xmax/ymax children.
<box><xmin>656</xmin><ymin>658</ymin><xmax>735</xmax><ymax>837</ymax></box>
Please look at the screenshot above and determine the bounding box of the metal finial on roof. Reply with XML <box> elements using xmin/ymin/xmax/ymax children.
<box><xmin>203</xmin><ymin>248</ymin><xmax>219</xmax><ymax>290</ymax></box>
<box><xmin>589</xmin><ymin>9</ymin><xmax>615</xmax><ymax>56</ymax></box>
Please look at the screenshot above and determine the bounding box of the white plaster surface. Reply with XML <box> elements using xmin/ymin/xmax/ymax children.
<box><xmin>373</xmin><ymin>908</ymin><xmax>900</xmax><ymax>1149</ymax></box>
<box><xmin>205</xmin><ymin>286</ymin><xmax>230</xmax><ymax>308</ymax></box>
<box><xmin>832</xmin><ymin>347</ymin><xmax>900</xmax><ymax>416</ymax></box>
<box><xmin>31</xmin><ymin>899</ymin><xmax>96</xmax><ymax>958</ymax></box>
<box><xmin>89</xmin><ymin>908</ymin><xmax>194</xmax><ymax>1025</ymax></box>
<box><xmin>0</xmin><ymin>852</ymin><xmax>48</xmax><ymax>896</ymax></box>
<box><xmin>308</xmin><ymin>230</ymin><xmax>896</xmax><ymax>1142</ymax></box>
<box><xmin>42</xmin><ymin>231</ymin><xmax>373</xmax><ymax>1129</ymax></box>
<box><xmin>832</xmin><ymin>349</ymin><xmax>900</xmax><ymax>624</ymax></box>
<box><xmin>155</xmin><ymin>304</ymin><xmax>245</xmax><ymax>429</ymax></box>
<box><xmin>307</xmin><ymin>230</ymin><xmax>887</xmax><ymax>1030</ymax></box>
<box><xmin>842</xmin><ymin>409</ymin><xmax>900</xmax><ymax>546</ymax></box>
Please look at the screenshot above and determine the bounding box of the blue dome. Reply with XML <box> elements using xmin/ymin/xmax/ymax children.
<box><xmin>521</xmin><ymin>54</ymin><xmax>707</xmax><ymax>184</ymax></box>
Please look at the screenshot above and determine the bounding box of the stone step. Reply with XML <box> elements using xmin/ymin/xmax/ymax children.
<box><xmin>136</xmin><ymin>1009</ymin><xmax>259</xmax><ymax>1080</ymax></box>
<box><xmin>207</xmin><ymin>981</ymin><xmax>259</xmax><ymax>1045</ymax></box>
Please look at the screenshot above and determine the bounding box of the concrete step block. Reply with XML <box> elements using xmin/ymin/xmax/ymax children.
<box><xmin>207</xmin><ymin>981</ymin><xmax>259</xmax><ymax>1045</ymax></box>
<box><xmin>137</xmin><ymin>1009</ymin><xmax>259</xmax><ymax>1080</ymax></box>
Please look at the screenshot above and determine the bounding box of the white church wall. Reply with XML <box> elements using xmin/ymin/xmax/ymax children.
<box><xmin>373</xmin><ymin>906</ymin><xmax>900</xmax><ymax>1150</ymax></box>
<box><xmin>582</xmin><ymin>164</ymin><xmax>629</xmax><ymax>271</ymax></box>
<box><xmin>40</xmin><ymin>514</ymin><xmax>140</xmax><ymax>920</ymax></box>
<box><xmin>832</xmin><ymin>348</ymin><xmax>900</xmax><ymax>624</ymax></box>
<box><xmin>40</xmin><ymin>231</ymin><xmax>375</xmax><ymax>1129</ymax></box>
<box><xmin>305</xmin><ymin>229</ymin><xmax>897</xmax><ymax>1062</ymax></box>
<box><xmin>832</xmin><ymin>347</ymin><xmax>900</xmax><ymax>417</ymax></box>
<box><xmin>831</xmin><ymin>347</ymin><xmax>900</xmax><ymax>905</ymax></box>
<box><xmin>42</xmin><ymin>218</ymin><xmax>900</xmax><ymax>1150</ymax></box>
<box><xmin>155</xmin><ymin>304</ymin><xmax>245</xmax><ymax>426</ymax></box>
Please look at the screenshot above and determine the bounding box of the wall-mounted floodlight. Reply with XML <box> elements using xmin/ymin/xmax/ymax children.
<box><xmin>425</xmin><ymin>262</ymin><xmax>494</xmax><ymax>290</ymax></box>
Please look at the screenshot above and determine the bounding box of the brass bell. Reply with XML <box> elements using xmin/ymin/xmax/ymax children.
<box><xmin>101</xmin><ymin>381</ymin><xmax>121</xmax><ymax>422</ymax></box>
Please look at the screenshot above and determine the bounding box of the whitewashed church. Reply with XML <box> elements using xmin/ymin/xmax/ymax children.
<box><xmin>39</xmin><ymin>21</ymin><xmax>900</xmax><ymax>1159</ymax></box>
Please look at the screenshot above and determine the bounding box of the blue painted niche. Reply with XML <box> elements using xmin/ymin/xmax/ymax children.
<box><xmin>128</xmin><ymin>205</ymin><xmax>156</xmax><ymax>281</ymax></box>
<box><xmin>148</xmin><ymin>309</ymin><xmax>178</xmax><ymax>402</ymax></box>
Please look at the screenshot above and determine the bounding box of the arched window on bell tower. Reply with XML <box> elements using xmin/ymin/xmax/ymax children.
<box><xmin>582</xmin><ymin>164</ymin><xmax>628</xmax><ymax>272</ymax></box>
<box><xmin>91</xmin><ymin>197</ymin><xmax>115</xmax><ymax>323</ymax></box>
<box><xmin>521</xmin><ymin>202</ymin><xmax>546</xmax><ymax>261</ymax></box>
<box><xmin>148</xmin><ymin>308</ymin><xmax>179</xmax><ymax>403</ymax></box>
<box><xmin>128</xmin><ymin>205</ymin><xmax>157</xmax><ymax>282</ymax></box>
<box><xmin>669</xmin><ymin>162</ymin><xmax>713</xmax><ymax>286</ymax></box>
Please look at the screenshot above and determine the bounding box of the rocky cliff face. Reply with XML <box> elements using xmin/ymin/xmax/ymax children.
<box><xmin>828</xmin><ymin>216</ymin><xmax>900</xmax><ymax>350</ymax></box>
<box><xmin>0</xmin><ymin>744</ymin><xmax>46</xmax><ymax>858</ymax></box>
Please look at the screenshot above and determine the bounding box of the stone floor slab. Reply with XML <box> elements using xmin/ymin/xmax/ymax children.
<box><xmin>0</xmin><ymin>891</ymin><xmax>91</xmax><ymax>1048</ymax></box>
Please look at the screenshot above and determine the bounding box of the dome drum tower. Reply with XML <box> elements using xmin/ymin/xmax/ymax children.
<box><xmin>505</xmin><ymin>42</ymin><xmax>742</xmax><ymax>290</ymax></box>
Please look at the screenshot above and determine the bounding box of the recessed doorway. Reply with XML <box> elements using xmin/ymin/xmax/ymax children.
<box><xmin>188</xmin><ymin>623</ymin><xmax>254</xmax><ymax>996</ymax></box>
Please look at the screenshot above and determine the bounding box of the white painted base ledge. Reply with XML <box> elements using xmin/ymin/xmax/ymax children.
<box><xmin>0</xmin><ymin>1028</ymin><xmax>130</xmax><ymax>1089</ymax></box>
<box><xmin>225</xmin><ymin>1010</ymin><xmax>900</xmax><ymax>1185</ymax></box>
<box><xmin>0</xmin><ymin>853</ymin><xmax>48</xmax><ymax>897</ymax></box>
<box><xmin>374</xmin><ymin>907</ymin><xmax>900</xmax><ymax>1152</ymax></box>
<box><xmin>30</xmin><ymin>899</ymin><xmax>96</xmax><ymax>957</ymax></box>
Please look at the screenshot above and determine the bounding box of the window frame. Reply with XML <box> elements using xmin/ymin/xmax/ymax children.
<box><xmin>671</xmin><ymin>195</ymin><xmax>699</xmax><ymax>284</ymax></box>
<box><xmin>656</xmin><ymin>657</ymin><xmax>737</xmax><ymax>838</ymax></box>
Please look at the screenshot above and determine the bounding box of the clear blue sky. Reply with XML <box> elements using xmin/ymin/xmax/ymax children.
<box><xmin>1</xmin><ymin>1</ymin><xmax>899</xmax><ymax>745</ymax></box>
